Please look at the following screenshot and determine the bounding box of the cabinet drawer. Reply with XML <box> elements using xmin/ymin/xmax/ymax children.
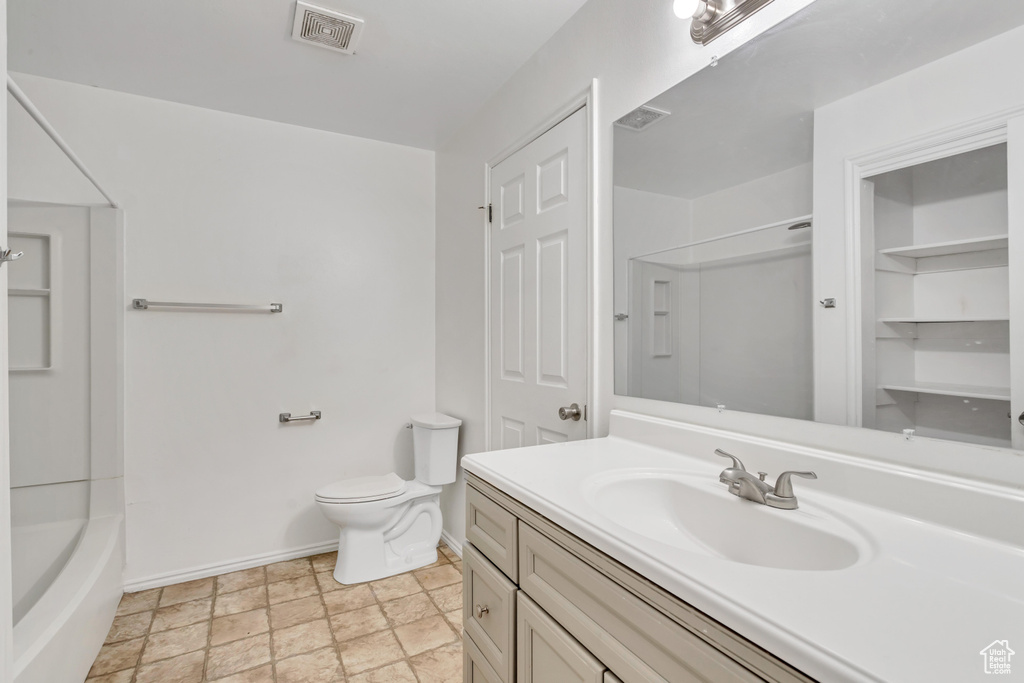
<box><xmin>466</xmin><ymin>632</ymin><xmax>505</xmax><ymax>683</ymax></box>
<box><xmin>464</xmin><ymin>543</ymin><xmax>518</xmax><ymax>683</ymax></box>
<box><xmin>518</xmin><ymin>591</ymin><xmax>605</xmax><ymax>683</ymax></box>
<box><xmin>518</xmin><ymin>523</ymin><xmax>760</xmax><ymax>683</ymax></box>
<box><xmin>467</xmin><ymin>484</ymin><xmax>519</xmax><ymax>581</ymax></box>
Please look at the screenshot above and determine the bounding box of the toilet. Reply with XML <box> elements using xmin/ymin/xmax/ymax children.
<box><xmin>315</xmin><ymin>412</ymin><xmax>462</xmax><ymax>585</ymax></box>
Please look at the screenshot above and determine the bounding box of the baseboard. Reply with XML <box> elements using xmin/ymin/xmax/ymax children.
<box><xmin>123</xmin><ymin>539</ymin><xmax>339</xmax><ymax>593</ymax></box>
<box><xmin>439</xmin><ymin>528</ymin><xmax>463</xmax><ymax>558</ymax></box>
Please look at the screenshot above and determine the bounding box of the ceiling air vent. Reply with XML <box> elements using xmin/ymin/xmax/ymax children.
<box><xmin>614</xmin><ymin>105</ymin><xmax>670</xmax><ymax>132</ymax></box>
<box><xmin>291</xmin><ymin>1</ymin><xmax>365</xmax><ymax>55</ymax></box>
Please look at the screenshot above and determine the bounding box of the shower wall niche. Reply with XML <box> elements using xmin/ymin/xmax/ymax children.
<box><xmin>861</xmin><ymin>144</ymin><xmax>1011</xmax><ymax>446</ymax></box>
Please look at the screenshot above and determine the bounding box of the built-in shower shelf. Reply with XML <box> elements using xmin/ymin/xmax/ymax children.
<box><xmin>878</xmin><ymin>234</ymin><xmax>1007</xmax><ymax>259</ymax></box>
<box><xmin>880</xmin><ymin>382</ymin><xmax>1009</xmax><ymax>401</ymax></box>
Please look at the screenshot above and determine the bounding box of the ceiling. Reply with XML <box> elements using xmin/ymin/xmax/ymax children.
<box><xmin>8</xmin><ymin>0</ymin><xmax>591</xmax><ymax>150</ymax></box>
<box><xmin>614</xmin><ymin>0</ymin><xmax>1024</xmax><ymax>199</ymax></box>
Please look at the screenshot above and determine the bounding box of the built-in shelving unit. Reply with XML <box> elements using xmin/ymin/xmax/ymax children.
<box><xmin>862</xmin><ymin>143</ymin><xmax>1011</xmax><ymax>447</ymax></box>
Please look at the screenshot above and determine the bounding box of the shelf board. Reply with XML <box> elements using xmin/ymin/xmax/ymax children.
<box><xmin>8</xmin><ymin>288</ymin><xmax>51</xmax><ymax>297</ymax></box>
<box><xmin>879</xmin><ymin>316</ymin><xmax>1009</xmax><ymax>324</ymax></box>
<box><xmin>880</xmin><ymin>382</ymin><xmax>1009</xmax><ymax>401</ymax></box>
<box><xmin>878</xmin><ymin>234</ymin><xmax>1007</xmax><ymax>259</ymax></box>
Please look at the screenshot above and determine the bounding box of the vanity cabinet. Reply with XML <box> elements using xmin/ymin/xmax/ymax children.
<box><xmin>463</xmin><ymin>474</ymin><xmax>815</xmax><ymax>683</ymax></box>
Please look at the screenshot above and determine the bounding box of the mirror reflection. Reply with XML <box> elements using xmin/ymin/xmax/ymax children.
<box><xmin>613</xmin><ymin>0</ymin><xmax>1024</xmax><ymax>448</ymax></box>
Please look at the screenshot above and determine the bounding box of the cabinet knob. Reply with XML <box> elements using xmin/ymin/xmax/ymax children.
<box><xmin>474</xmin><ymin>604</ymin><xmax>490</xmax><ymax>619</ymax></box>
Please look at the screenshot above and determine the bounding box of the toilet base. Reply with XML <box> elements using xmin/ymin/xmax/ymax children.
<box><xmin>328</xmin><ymin>492</ymin><xmax>445</xmax><ymax>585</ymax></box>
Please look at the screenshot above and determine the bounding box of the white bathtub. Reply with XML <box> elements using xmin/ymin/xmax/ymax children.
<box><xmin>13</xmin><ymin>515</ymin><xmax>124</xmax><ymax>683</ymax></box>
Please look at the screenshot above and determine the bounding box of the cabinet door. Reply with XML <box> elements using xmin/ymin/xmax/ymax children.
<box><xmin>517</xmin><ymin>592</ymin><xmax>604</xmax><ymax>683</ymax></box>
<box><xmin>464</xmin><ymin>543</ymin><xmax>518</xmax><ymax>683</ymax></box>
<box><xmin>467</xmin><ymin>632</ymin><xmax>506</xmax><ymax>683</ymax></box>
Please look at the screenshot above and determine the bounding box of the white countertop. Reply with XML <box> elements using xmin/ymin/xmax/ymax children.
<box><xmin>462</xmin><ymin>427</ymin><xmax>1024</xmax><ymax>682</ymax></box>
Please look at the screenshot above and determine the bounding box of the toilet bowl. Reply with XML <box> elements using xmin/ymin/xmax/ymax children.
<box><xmin>315</xmin><ymin>413</ymin><xmax>461</xmax><ymax>585</ymax></box>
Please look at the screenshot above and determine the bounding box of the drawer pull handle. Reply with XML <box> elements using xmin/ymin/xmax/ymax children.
<box><xmin>474</xmin><ymin>604</ymin><xmax>490</xmax><ymax>618</ymax></box>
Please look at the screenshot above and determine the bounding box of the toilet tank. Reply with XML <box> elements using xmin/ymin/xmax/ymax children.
<box><xmin>411</xmin><ymin>413</ymin><xmax>462</xmax><ymax>485</ymax></box>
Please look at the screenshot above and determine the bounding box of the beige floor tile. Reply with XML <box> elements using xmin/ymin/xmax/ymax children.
<box><xmin>323</xmin><ymin>584</ymin><xmax>376</xmax><ymax>615</ymax></box>
<box><xmin>370</xmin><ymin>573</ymin><xmax>422</xmax><ymax>602</ymax></box>
<box><xmin>410</xmin><ymin>640</ymin><xmax>464</xmax><ymax>683</ymax></box>
<box><xmin>267</xmin><ymin>575</ymin><xmax>319</xmax><ymax>604</ymax></box>
<box><xmin>215</xmin><ymin>585</ymin><xmax>268</xmax><ymax>617</ymax></box>
<box><xmin>444</xmin><ymin>608</ymin><xmax>463</xmax><ymax>631</ymax></box>
<box><xmin>212</xmin><ymin>664</ymin><xmax>275</xmax><ymax>683</ymax></box>
<box><xmin>275</xmin><ymin>647</ymin><xmax>345</xmax><ymax>683</ymax></box>
<box><xmin>310</xmin><ymin>551</ymin><xmax>338</xmax><ymax>574</ymax></box>
<box><xmin>329</xmin><ymin>603</ymin><xmax>389</xmax><ymax>642</ymax></box>
<box><xmin>152</xmin><ymin>597</ymin><xmax>212</xmax><ymax>632</ymax></box>
<box><xmin>86</xmin><ymin>669</ymin><xmax>135</xmax><ymax>683</ymax></box>
<box><xmin>439</xmin><ymin>545</ymin><xmax>460</xmax><ymax>563</ymax></box>
<box><xmin>269</xmin><ymin>594</ymin><xmax>325</xmax><ymax>629</ymax></box>
<box><xmin>206</xmin><ymin>633</ymin><xmax>272</xmax><ymax>680</ymax></box>
<box><xmin>382</xmin><ymin>592</ymin><xmax>439</xmax><ymax>626</ymax></box>
<box><xmin>217</xmin><ymin>567</ymin><xmax>266</xmax><ymax>594</ymax></box>
<box><xmin>141</xmin><ymin>621</ymin><xmax>209</xmax><ymax>663</ymax></box>
<box><xmin>134</xmin><ymin>650</ymin><xmax>205</xmax><ymax>683</ymax></box>
<box><xmin>211</xmin><ymin>608</ymin><xmax>270</xmax><ymax>646</ymax></box>
<box><xmin>452</xmin><ymin>560</ymin><xmax>462</xmax><ymax>574</ymax></box>
<box><xmin>347</xmin><ymin>660</ymin><xmax>419</xmax><ymax>683</ymax></box>
<box><xmin>88</xmin><ymin>637</ymin><xmax>145</xmax><ymax>677</ymax></box>
<box><xmin>159</xmin><ymin>577</ymin><xmax>214</xmax><ymax>607</ymax></box>
<box><xmin>428</xmin><ymin>584</ymin><xmax>462</xmax><ymax>613</ymax></box>
<box><xmin>394</xmin><ymin>615</ymin><xmax>458</xmax><ymax>656</ymax></box>
<box><xmin>420</xmin><ymin>552</ymin><xmax>450</xmax><ymax>569</ymax></box>
<box><xmin>104</xmin><ymin>610</ymin><xmax>153</xmax><ymax>644</ymax></box>
<box><xmin>116</xmin><ymin>588</ymin><xmax>161</xmax><ymax>616</ymax></box>
<box><xmin>414</xmin><ymin>564</ymin><xmax>463</xmax><ymax>591</ymax></box>
<box><xmin>265</xmin><ymin>557</ymin><xmax>313</xmax><ymax>583</ymax></box>
<box><xmin>272</xmin><ymin>617</ymin><xmax>335</xmax><ymax>659</ymax></box>
<box><xmin>340</xmin><ymin>629</ymin><xmax>407</xmax><ymax>674</ymax></box>
<box><xmin>315</xmin><ymin>570</ymin><xmax>345</xmax><ymax>594</ymax></box>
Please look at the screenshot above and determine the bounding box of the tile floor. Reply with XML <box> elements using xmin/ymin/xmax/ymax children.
<box><xmin>88</xmin><ymin>544</ymin><xmax>464</xmax><ymax>683</ymax></box>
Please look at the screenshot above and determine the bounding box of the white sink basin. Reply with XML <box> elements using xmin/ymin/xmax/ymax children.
<box><xmin>581</xmin><ymin>469</ymin><xmax>870</xmax><ymax>571</ymax></box>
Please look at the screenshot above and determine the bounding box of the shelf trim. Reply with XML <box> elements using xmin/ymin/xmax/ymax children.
<box><xmin>878</xmin><ymin>234</ymin><xmax>1008</xmax><ymax>259</ymax></box>
<box><xmin>880</xmin><ymin>382</ymin><xmax>1009</xmax><ymax>401</ymax></box>
<box><xmin>879</xmin><ymin>317</ymin><xmax>1009</xmax><ymax>324</ymax></box>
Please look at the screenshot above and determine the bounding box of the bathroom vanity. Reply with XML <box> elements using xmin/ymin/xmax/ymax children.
<box><xmin>460</xmin><ymin>411</ymin><xmax>1024</xmax><ymax>682</ymax></box>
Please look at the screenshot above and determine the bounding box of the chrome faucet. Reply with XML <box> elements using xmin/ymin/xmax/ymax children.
<box><xmin>714</xmin><ymin>449</ymin><xmax>816</xmax><ymax>510</ymax></box>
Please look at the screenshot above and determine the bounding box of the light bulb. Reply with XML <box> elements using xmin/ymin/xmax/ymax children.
<box><xmin>674</xmin><ymin>0</ymin><xmax>715</xmax><ymax>21</ymax></box>
<box><xmin>673</xmin><ymin>0</ymin><xmax>700</xmax><ymax>19</ymax></box>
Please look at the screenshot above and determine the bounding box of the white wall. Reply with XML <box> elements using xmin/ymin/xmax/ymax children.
<box><xmin>435</xmin><ymin>0</ymin><xmax>818</xmax><ymax>543</ymax></box>
<box><xmin>8</xmin><ymin>74</ymin><xmax>437</xmax><ymax>585</ymax></box>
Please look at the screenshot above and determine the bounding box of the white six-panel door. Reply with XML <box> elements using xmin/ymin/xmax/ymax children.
<box><xmin>489</xmin><ymin>107</ymin><xmax>588</xmax><ymax>449</ymax></box>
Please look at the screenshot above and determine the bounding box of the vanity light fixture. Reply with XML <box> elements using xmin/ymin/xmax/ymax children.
<box><xmin>674</xmin><ymin>0</ymin><xmax>777</xmax><ymax>45</ymax></box>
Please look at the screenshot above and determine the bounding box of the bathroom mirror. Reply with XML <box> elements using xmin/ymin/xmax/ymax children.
<box><xmin>614</xmin><ymin>0</ymin><xmax>1024</xmax><ymax>447</ymax></box>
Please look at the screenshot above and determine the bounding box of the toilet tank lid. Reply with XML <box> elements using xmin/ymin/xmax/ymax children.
<box><xmin>316</xmin><ymin>472</ymin><xmax>406</xmax><ymax>502</ymax></box>
<box><xmin>411</xmin><ymin>412</ymin><xmax>462</xmax><ymax>429</ymax></box>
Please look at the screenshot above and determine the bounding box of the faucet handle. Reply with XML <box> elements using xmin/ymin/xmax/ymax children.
<box><xmin>714</xmin><ymin>449</ymin><xmax>746</xmax><ymax>472</ymax></box>
<box><xmin>773</xmin><ymin>471</ymin><xmax>817</xmax><ymax>498</ymax></box>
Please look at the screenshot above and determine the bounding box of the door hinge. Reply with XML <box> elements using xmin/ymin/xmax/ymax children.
<box><xmin>478</xmin><ymin>203</ymin><xmax>492</xmax><ymax>223</ymax></box>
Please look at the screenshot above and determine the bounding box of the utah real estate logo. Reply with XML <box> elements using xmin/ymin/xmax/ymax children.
<box><xmin>980</xmin><ymin>640</ymin><xmax>1014</xmax><ymax>675</ymax></box>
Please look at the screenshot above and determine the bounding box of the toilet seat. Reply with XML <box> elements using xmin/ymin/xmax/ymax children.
<box><xmin>315</xmin><ymin>472</ymin><xmax>407</xmax><ymax>503</ymax></box>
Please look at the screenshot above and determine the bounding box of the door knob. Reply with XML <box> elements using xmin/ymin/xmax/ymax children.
<box><xmin>1019</xmin><ymin>411</ymin><xmax>1024</xmax><ymax>426</ymax></box>
<box><xmin>558</xmin><ymin>403</ymin><xmax>582</xmax><ymax>421</ymax></box>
